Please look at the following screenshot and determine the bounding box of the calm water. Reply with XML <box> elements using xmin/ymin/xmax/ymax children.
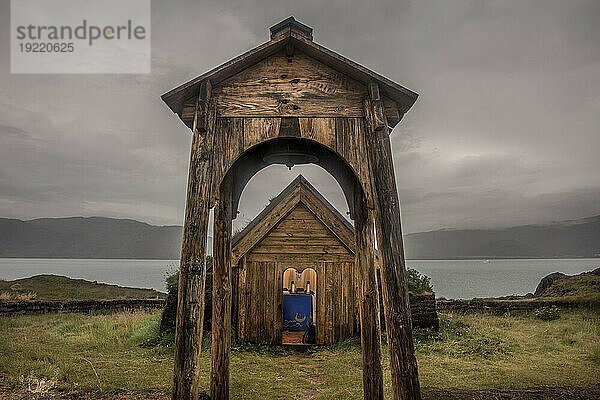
<box><xmin>0</xmin><ymin>258</ymin><xmax>598</xmax><ymax>299</ymax></box>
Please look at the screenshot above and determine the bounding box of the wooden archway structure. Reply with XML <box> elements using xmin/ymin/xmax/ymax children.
<box><xmin>162</xmin><ymin>17</ymin><xmax>421</xmax><ymax>400</ymax></box>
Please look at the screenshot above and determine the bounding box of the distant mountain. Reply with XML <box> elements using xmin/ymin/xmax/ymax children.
<box><xmin>0</xmin><ymin>215</ymin><xmax>597</xmax><ymax>259</ymax></box>
<box><xmin>404</xmin><ymin>215</ymin><xmax>600</xmax><ymax>259</ymax></box>
<box><xmin>0</xmin><ymin>217</ymin><xmax>188</xmax><ymax>259</ymax></box>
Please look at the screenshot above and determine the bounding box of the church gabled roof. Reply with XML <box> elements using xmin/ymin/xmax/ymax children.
<box><xmin>162</xmin><ymin>16</ymin><xmax>417</xmax><ymax>128</ymax></box>
<box><xmin>231</xmin><ymin>175</ymin><xmax>355</xmax><ymax>262</ymax></box>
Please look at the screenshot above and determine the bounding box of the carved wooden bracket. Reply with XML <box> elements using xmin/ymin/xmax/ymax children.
<box><xmin>194</xmin><ymin>80</ymin><xmax>212</xmax><ymax>133</ymax></box>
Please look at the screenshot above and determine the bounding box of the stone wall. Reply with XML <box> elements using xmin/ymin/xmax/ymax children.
<box><xmin>409</xmin><ymin>293</ymin><xmax>439</xmax><ymax>330</ymax></box>
<box><xmin>379</xmin><ymin>292</ymin><xmax>439</xmax><ymax>332</ymax></box>
<box><xmin>436</xmin><ymin>298</ymin><xmax>593</xmax><ymax>314</ymax></box>
<box><xmin>0</xmin><ymin>299</ymin><xmax>165</xmax><ymax>316</ymax></box>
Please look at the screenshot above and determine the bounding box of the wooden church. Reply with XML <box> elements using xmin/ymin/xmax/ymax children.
<box><xmin>231</xmin><ymin>175</ymin><xmax>359</xmax><ymax>345</ymax></box>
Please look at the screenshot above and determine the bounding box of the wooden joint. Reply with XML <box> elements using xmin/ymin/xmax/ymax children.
<box><xmin>194</xmin><ymin>80</ymin><xmax>212</xmax><ymax>133</ymax></box>
<box><xmin>368</xmin><ymin>83</ymin><xmax>381</xmax><ymax>101</ymax></box>
<box><xmin>285</xmin><ymin>40</ymin><xmax>295</xmax><ymax>59</ymax></box>
<box><xmin>368</xmin><ymin>83</ymin><xmax>386</xmax><ymax>131</ymax></box>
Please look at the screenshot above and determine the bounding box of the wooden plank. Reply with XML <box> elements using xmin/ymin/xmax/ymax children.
<box><xmin>365</xmin><ymin>86</ymin><xmax>421</xmax><ymax>400</ymax></box>
<box><xmin>173</xmin><ymin>85</ymin><xmax>216</xmax><ymax>400</ymax></box>
<box><xmin>334</xmin><ymin>117</ymin><xmax>370</xmax><ymax>200</ymax></box>
<box><xmin>251</xmin><ymin>244</ymin><xmax>351</xmax><ymax>254</ymax></box>
<box><xmin>298</xmin><ymin>117</ymin><xmax>336</xmax><ymax>149</ymax></box>
<box><xmin>210</xmin><ymin>174</ymin><xmax>233</xmax><ymax>400</ymax></box>
<box><xmin>246</xmin><ymin>253</ymin><xmax>354</xmax><ymax>264</ymax></box>
<box><xmin>333</xmin><ymin>262</ymin><xmax>340</xmax><ymax>342</ymax></box>
<box><xmin>213</xmin><ymin>51</ymin><xmax>367</xmax><ymax>117</ymax></box>
<box><xmin>266</xmin><ymin>261</ymin><xmax>275</xmax><ymax>343</ymax></box>
<box><xmin>260</xmin><ymin>262</ymin><xmax>267</xmax><ymax>343</ymax></box>
<box><xmin>354</xmin><ymin>188</ymin><xmax>384</xmax><ymax>400</ymax></box>
<box><xmin>248</xmin><ymin>262</ymin><xmax>257</xmax><ymax>343</ymax></box>
<box><xmin>327</xmin><ymin>262</ymin><xmax>334</xmax><ymax>344</ymax></box>
<box><xmin>279</xmin><ymin>117</ymin><xmax>301</xmax><ymax>137</ymax></box>
<box><xmin>257</xmin><ymin>262</ymin><xmax>264</xmax><ymax>343</ymax></box>
<box><xmin>258</xmin><ymin>236</ymin><xmax>345</xmax><ymax>247</ymax></box>
<box><xmin>342</xmin><ymin>262</ymin><xmax>349</xmax><ymax>338</ymax></box>
<box><xmin>350</xmin><ymin>261</ymin><xmax>358</xmax><ymax>335</ymax></box>
<box><xmin>317</xmin><ymin>262</ymin><xmax>326</xmax><ymax>344</ymax></box>
<box><xmin>231</xmin><ymin>266</ymin><xmax>239</xmax><ymax>343</ymax></box>
<box><xmin>274</xmin><ymin>262</ymin><xmax>283</xmax><ymax>344</ymax></box>
<box><xmin>212</xmin><ymin>119</ymin><xmax>230</xmax><ymax>191</ymax></box>
<box><xmin>217</xmin><ymin>117</ymin><xmax>244</xmax><ymax>167</ymax></box>
<box><xmin>238</xmin><ymin>257</ymin><xmax>247</xmax><ymax>341</ymax></box>
<box><xmin>243</xmin><ymin>117</ymin><xmax>281</xmax><ymax>149</ymax></box>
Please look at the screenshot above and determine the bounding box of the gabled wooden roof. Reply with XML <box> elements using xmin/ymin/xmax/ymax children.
<box><xmin>162</xmin><ymin>16</ymin><xmax>417</xmax><ymax>128</ymax></box>
<box><xmin>232</xmin><ymin>175</ymin><xmax>355</xmax><ymax>263</ymax></box>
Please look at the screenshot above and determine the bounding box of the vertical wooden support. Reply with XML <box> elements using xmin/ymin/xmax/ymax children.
<box><xmin>211</xmin><ymin>174</ymin><xmax>233</xmax><ymax>400</ymax></box>
<box><xmin>365</xmin><ymin>84</ymin><xmax>422</xmax><ymax>400</ymax></box>
<box><xmin>354</xmin><ymin>186</ymin><xmax>384</xmax><ymax>400</ymax></box>
<box><xmin>172</xmin><ymin>82</ymin><xmax>214</xmax><ymax>400</ymax></box>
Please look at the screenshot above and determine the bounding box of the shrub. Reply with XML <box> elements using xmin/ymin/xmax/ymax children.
<box><xmin>406</xmin><ymin>267</ymin><xmax>434</xmax><ymax>294</ymax></box>
<box><xmin>159</xmin><ymin>256</ymin><xmax>213</xmax><ymax>334</ymax></box>
<box><xmin>534</xmin><ymin>305</ymin><xmax>561</xmax><ymax>321</ymax></box>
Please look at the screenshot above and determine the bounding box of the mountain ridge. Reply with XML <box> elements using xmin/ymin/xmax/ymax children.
<box><xmin>0</xmin><ymin>215</ymin><xmax>598</xmax><ymax>259</ymax></box>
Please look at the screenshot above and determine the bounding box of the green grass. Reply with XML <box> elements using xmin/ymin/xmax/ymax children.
<box><xmin>0</xmin><ymin>274</ymin><xmax>165</xmax><ymax>301</ymax></box>
<box><xmin>0</xmin><ymin>309</ymin><xmax>598</xmax><ymax>398</ymax></box>
<box><xmin>540</xmin><ymin>273</ymin><xmax>600</xmax><ymax>302</ymax></box>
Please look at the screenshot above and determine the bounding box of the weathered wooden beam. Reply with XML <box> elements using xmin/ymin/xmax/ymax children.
<box><xmin>211</xmin><ymin>174</ymin><xmax>233</xmax><ymax>400</ymax></box>
<box><xmin>365</xmin><ymin>85</ymin><xmax>422</xmax><ymax>400</ymax></box>
<box><xmin>172</xmin><ymin>92</ymin><xmax>216</xmax><ymax>400</ymax></box>
<box><xmin>195</xmin><ymin>80</ymin><xmax>212</xmax><ymax>133</ymax></box>
<box><xmin>354</xmin><ymin>186</ymin><xmax>384</xmax><ymax>400</ymax></box>
<box><xmin>368</xmin><ymin>83</ymin><xmax>386</xmax><ymax>131</ymax></box>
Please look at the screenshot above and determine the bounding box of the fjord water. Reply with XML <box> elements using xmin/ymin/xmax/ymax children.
<box><xmin>0</xmin><ymin>258</ymin><xmax>598</xmax><ymax>299</ymax></box>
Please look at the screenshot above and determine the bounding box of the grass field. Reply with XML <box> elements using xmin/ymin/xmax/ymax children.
<box><xmin>0</xmin><ymin>275</ymin><xmax>165</xmax><ymax>301</ymax></box>
<box><xmin>0</xmin><ymin>309</ymin><xmax>598</xmax><ymax>399</ymax></box>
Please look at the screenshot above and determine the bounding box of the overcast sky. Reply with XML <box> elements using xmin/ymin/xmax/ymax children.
<box><xmin>1</xmin><ymin>0</ymin><xmax>599</xmax><ymax>234</ymax></box>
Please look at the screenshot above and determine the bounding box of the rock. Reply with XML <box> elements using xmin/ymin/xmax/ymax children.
<box><xmin>534</xmin><ymin>272</ymin><xmax>566</xmax><ymax>297</ymax></box>
<box><xmin>9</xmin><ymin>283</ymin><xmax>22</xmax><ymax>291</ymax></box>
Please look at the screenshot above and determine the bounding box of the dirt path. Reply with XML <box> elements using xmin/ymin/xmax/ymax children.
<box><xmin>422</xmin><ymin>386</ymin><xmax>600</xmax><ymax>399</ymax></box>
<box><xmin>2</xmin><ymin>386</ymin><xmax>600</xmax><ymax>399</ymax></box>
<box><xmin>3</xmin><ymin>385</ymin><xmax>600</xmax><ymax>399</ymax></box>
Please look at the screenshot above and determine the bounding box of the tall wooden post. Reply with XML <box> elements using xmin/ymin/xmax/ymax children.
<box><xmin>172</xmin><ymin>82</ymin><xmax>214</xmax><ymax>400</ymax></box>
<box><xmin>354</xmin><ymin>186</ymin><xmax>384</xmax><ymax>400</ymax></box>
<box><xmin>365</xmin><ymin>84</ymin><xmax>422</xmax><ymax>400</ymax></box>
<box><xmin>211</xmin><ymin>174</ymin><xmax>233</xmax><ymax>399</ymax></box>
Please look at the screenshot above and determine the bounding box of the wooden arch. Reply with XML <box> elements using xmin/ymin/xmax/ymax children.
<box><xmin>162</xmin><ymin>17</ymin><xmax>421</xmax><ymax>400</ymax></box>
<box><xmin>225</xmin><ymin>136</ymin><xmax>362</xmax><ymax>221</ymax></box>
